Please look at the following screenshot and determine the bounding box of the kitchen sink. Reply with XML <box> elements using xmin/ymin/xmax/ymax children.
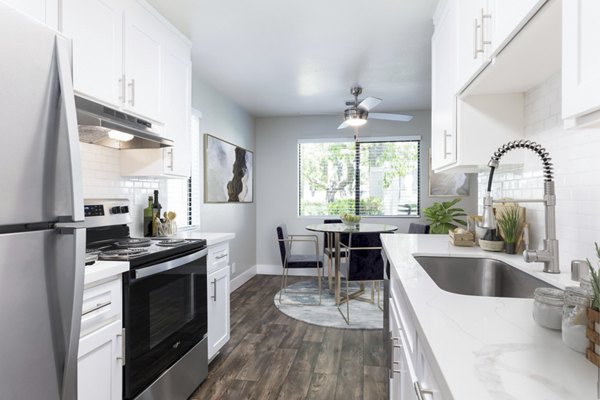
<box><xmin>414</xmin><ymin>256</ymin><xmax>556</xmax><ymax>298</ymax></box>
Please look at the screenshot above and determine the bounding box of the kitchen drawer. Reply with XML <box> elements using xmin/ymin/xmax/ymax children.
<box><xmin>390</xmin><ymin>276</ymin><xmax>416</xmax><ymax>355</ymax></box>
<box><xmin>81</xmin><ymin>276</ymin><xmax>122</xmax><ymax>337</ymax></box>
<box><xmin>207</xmin><ymin>242</ymin><xmax>229</xmax><ymax>273</ymax></box>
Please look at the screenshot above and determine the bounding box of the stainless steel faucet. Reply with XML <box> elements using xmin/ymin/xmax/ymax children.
<box><xmin>481</xmin><ymin>140</ymin><xmax>560</xmax><ymax>274</ymax></box>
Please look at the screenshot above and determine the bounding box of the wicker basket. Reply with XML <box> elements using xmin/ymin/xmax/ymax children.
<box><xmin>586</xmin><ymin>307</ymin><xmax>600</xmax><ymax>367</ymax></box>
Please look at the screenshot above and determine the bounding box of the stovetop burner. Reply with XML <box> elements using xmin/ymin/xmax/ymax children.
<box><xmin>100</xmin><ymin>247</ymin><xmax>149</xmax><ymax>260</ymax></box>
<box><xmin>115</xmin><ymin>238</ymin><xmax>152</xmax><ymax>248</ymax></box>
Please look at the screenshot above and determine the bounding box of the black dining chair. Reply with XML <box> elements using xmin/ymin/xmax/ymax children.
<box><xmin>322</xmin><ymin>218</ymin><xmax>349</xmax><ymax>289</ymax></box>
<box><xmin>338</xmin><ymin>232</ymin><xmax>384</xmax><ymax>324</ymax></box>
<box><xmin>276</xmin><ymin>224</ymin><xmax>323</xmax><ymax>305</ymax></box>
<box><xmin>408</xmin><ymin>223</ymin><xmax>430</xmax><ymax>234</ymax></box>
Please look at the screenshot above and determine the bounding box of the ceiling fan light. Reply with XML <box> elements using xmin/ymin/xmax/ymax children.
<box><xmin>346</xmin><ymin>118</ymin><xmax>367</xmax><ymax>127</ymax></box>
<box><xmin>343</xmin><ymin>108</ymin><xmax>368</xmax><ymax>127</ymax></box>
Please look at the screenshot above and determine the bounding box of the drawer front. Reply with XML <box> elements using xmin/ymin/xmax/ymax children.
<box><xmin>81</xmin><ymin>277</ymin><xmax>122</xmax><ymax>336</ymax></box>
<box><xmin>390</xmin><ymin>276</ymin><xmax>416</xmax><ymax>355</ymax></box>
<box><xmin>207</xmin><ymin>242</ymin><xmax>229</xmax><ymax>273</ymax></box>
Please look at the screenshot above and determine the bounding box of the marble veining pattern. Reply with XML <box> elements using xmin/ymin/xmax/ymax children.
<box><xmin>382</xmin><ymin>234</ymin><xmax>596</xmax><ymax>400</ymax></box>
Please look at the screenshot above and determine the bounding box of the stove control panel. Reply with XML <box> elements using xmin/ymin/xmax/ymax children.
<box><xmin>83</xmin><ymin>199</ymin><xmax>131</xmax><ymax>228</ymax></box>
<box><xmin>84</xmin><ymin>204</ymin><xmax>105</xmax><ymax>217</ymax></box>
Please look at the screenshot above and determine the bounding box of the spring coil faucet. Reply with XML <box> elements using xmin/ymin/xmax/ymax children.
<box><xmin>482</xmin><ymin>140</ymin><xmax>560</xmax><ymax>273</ymax></box>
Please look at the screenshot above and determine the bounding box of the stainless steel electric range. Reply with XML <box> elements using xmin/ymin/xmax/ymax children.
<box><xmin>85</xmin><ymin>199</ymin><xmax>208</xmax><ymax>400</ymax></box>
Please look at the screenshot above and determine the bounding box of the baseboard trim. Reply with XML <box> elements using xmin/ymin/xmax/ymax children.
<box><xmin>230</xmin><ymin>265</ymin><xmax>257</xmax><ymax>293</ymax></box>
<box><xmin>256</xmin><ymin>264</ymin><xmax>331</xmax><ymax>277</ymax></box>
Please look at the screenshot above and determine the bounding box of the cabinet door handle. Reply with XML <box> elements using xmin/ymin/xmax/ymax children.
<box><xmin>480</xmin><ymin>9</ymin><xmax>492</xmax><ymax>48</ymax></box>
<box><xmin>119</xmin><ymin>74</ymin><xmax>126</xmax><ymax>104</ymax></box>
<box><xmin>443</xmin><ymin>130</ymin><xmax>452</xmax><ymax>158</ymax></box>
<box><xmin>473</xmin><ymin>18</ymin><xmax>480</xmax><ymax>59</ymax></box>
<box><xmin>82</xmin><ymin>300</ymin><xmax>111</xmax><ymax>316</ymax></box>
<box><xmin>414</xmin><ymin>381</ymin><xmax>434</xmax><ymax>400</ymax></box>
<box><xmin>215</xmin><ymin>254</ymin><xmax>227</xmax><ymax>260</ymax></box>
<box><xmin>116</xmin><ymin>328</ymin><xmax>126</xmax><ymax>366</ymax></box>
<box><xmin>211</xmin><ymin>278</ymin><xmax>217</xmax><ymax>301</ymax></box>
<box><xmin>128</xmin><ymin>79</ymin><xmax>136</xmax><ymax>107</ymax></box>
<box><xmin>166</xmin><ymin>148</ymin><xmax>174</xmax><ymax>171</ymax></box>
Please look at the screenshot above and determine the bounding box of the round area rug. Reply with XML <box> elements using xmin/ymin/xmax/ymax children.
<box><xmin>274</xmin><ymin>279</ymin><xmax>383</xmax><ymax>330</ymax></box>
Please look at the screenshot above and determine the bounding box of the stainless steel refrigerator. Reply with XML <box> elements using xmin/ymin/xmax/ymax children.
<box><xmin>0</xmin><ymin>4</ymin><xmax>85</xmax><ymax>400</ymax></box>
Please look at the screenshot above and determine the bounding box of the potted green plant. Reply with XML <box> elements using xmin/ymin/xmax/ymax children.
<box><xmin>587</xmin><ymin>243</ymin><xmax>600</xmax><ymax>368</ymax></box>
<box><xmin>497</xmin><ymin>206</ymin><xmax>520</xmax><ymax>254</ymax></box>
<box><xmin>423</xmin><ymin>198</ymin><xmax>467</xmax><ymax>235</ymax></box>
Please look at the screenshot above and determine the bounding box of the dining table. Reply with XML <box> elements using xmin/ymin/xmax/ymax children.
<box><xmin>305</xmin><ymin>222</ymin><xmax>398</xmax><ymax>305</ymax></box>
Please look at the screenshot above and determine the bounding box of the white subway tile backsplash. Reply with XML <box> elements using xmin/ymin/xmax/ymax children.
<box><xmin>79</xmin><ymin>143</ymin><xmax>188</xmax><ymax>237</ymax></box>
<box><xmin>478</xmin><ymin>72</ymin><xmax>600</xmax><ymax>267</ymax></box>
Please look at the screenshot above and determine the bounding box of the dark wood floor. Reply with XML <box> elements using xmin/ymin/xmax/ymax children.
<box><xmin>191</xmin><ymin>275</ymin><xmax>388</xmax><ymax>400</ymax></box>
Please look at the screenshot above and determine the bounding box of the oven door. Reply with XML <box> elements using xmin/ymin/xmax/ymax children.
<box><xmin>123</xmin><ymin>247</ymin><xmax>208</xmax><ymax>399</ymax></box>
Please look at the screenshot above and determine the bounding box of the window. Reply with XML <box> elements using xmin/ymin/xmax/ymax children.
<box><xmin>298</xmin><ymin>138</ymin><xmax>420</xmax><ymax>217</ymax></box>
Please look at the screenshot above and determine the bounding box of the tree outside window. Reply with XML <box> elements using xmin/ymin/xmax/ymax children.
<box><xmin>298</xmin><ymin>139</ymin><xmax>420</xmax><ymax>217</ymax></box>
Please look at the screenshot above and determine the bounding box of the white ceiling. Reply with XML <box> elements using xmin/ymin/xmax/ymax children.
<box><xmin>147</xmin><ymin>0</ymin><xmax>438</xmax><ymax>117</ymax></box>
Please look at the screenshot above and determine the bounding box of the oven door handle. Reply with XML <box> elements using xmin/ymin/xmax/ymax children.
<box><xmin>132</xmin><ymin>248</ymin><xmax>208</xmax><ymax>280</ymax></box>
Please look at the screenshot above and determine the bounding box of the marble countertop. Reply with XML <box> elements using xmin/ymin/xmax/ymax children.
<box><xmin>381</xmin><ymin>233</ymin><xmax>597</xmax><ymax>400</ymax></box>
<box><xmin>174</xmin><ymin>229</ymin><xmax>235</xmax><ymax>246</ymax></box>
<box><xmin>84</xmin><ymin>260</ymin><xmax>129</xmax><ymax>286</ymax></box>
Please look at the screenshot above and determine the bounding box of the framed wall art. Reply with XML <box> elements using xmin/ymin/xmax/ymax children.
<box><xmin>428</xmin><ymin>150</ymin><xmax>470</xmax><ymax>197</ymax></box>
<box><xmin>204</xmin><ymin>134</ymin><xmax>254</xmax><ymax>203</ymax></box>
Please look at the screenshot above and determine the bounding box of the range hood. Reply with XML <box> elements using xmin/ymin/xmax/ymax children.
<box><xmin>75</xmin><ymin>96</ymin><xmax>173</xmax><ymax>149</ymax></box>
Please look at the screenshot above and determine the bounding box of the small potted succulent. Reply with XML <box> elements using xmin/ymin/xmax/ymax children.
<box><xmin>496</xmin><ymin>205</ymin><xmax>520</xmax><ymax>254</ymax></box>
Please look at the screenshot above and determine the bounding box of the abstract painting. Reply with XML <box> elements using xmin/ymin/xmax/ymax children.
<box><xmin>204</xmin><ymin>134</ymin><xmax>254</xmax><ymax>203</ymax></box>
<box><xmin>428</xmin><ymin>150</ymin><xmax>470</xmax><ymax>197</ymax></box>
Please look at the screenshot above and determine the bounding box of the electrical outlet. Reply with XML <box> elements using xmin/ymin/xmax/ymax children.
<box><xmin>231</xmin><ymin>262</ymin><xmax>236</xmax><ymax>274</ymax></box>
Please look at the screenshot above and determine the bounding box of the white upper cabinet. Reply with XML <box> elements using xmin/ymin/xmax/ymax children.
<box><xmin>431</xmin><ymin>0</ymin><xmax>458</xmax><ymax>171</ymax></box>
<box><xmin>62</xmin><ymin>0</ymin><xmax>123</xmax><ymax>107</ymax></box>
<box><xmin>61</xmin><ymin>0</ymin><xmax>186</xmax><ymax>124</ymax></box>
<box><xmin>457</xmin><ymin>0</ymin><xmax>491</xmax><ymax>86</ymax></box>
<box><xmin>488</xmin><ymin>0</ymin><xmax>541</xmax><ymax>53</ymax></box>
<box><xmin>2</xmin><ymin>0</ymin><xmax>58</xmax><ymax>29</ymax></box>
<box><xmin>162</xmin><ymin>30</ymin><xmax>192</xmax><ymax>177</ymax></box>
<box><xmin>123</xmin><ymin>0</ymin><xmax>164</xmax><ymax>120</ymax></box>
<box><xmin>562</xmin><ymin>0</ymin><xmax>600</xmax><ymax>127</ymax></box>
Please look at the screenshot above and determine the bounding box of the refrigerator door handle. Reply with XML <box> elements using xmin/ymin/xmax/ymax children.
<box><xmin>55</xmin><ymin>36</ymin><xmax>84</xmax><ymax>223</ymax></box>
<box><xmin>58</xmin><ymin>227</ymin><xmax>86</xmax><ymax>400</ymax></box>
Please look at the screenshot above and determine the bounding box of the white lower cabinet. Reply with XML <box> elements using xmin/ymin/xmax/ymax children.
<box><xmin>207</xmin><ymin>242</ymin><xmax>231</xmax><ymax>360</ymax></box>
<box><xmin>78</xmin><ymin>319</ymin><xmax>123</xmax><ymax>400</ymax></box>
<box><xmin>78</xmin><ymin>275</ymin><xmax>124</xmax><ymax>399</ymax></box>
<box><xmin>389</xmin><ymin>282</ymin><xmax>445</xmax><ymax>399</ymax></box>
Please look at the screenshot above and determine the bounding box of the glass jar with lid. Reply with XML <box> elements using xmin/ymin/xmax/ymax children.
<box><xmin>561</xmin><ymin>286</ymin><xmax>591</xmax><ymax>353</ymax></box>
<box><xmin>533</xmin><ymin>287</ymin><xmax>564</xmax><ymax>330</ymax></box>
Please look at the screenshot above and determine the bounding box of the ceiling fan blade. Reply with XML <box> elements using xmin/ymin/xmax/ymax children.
<box><xmin>337</xmin><ymin>120</ymin><xmax>349</xmax><ymax>130</ymax></box>
<box><xmin>369</xmin><ymin>113</ymin><xmax>414</xmax><ymax>122</ymax></box>
<box><xmin>357</xmin><ymin>96</ymin><xmax>382</xmax><ymax>111</ymax></box>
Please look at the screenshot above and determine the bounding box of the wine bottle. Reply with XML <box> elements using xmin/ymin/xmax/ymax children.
<box><xmin>143</xmin><ymin>196</ymin><xmax>153</xmax><ymax>237</ymax></box>
<box><xmin>152</xmin><ymin>190</ymin><xmax>162</xmax><ymax>236</ymax></box>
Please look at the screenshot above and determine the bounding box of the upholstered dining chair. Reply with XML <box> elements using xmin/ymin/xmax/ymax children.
<box><xmin>408</xmin><ymin>223</ymin><xmax>430</xmax><ymax>234</ymax></box>
<box><xmin>276</xmin><ymin>224</ymin><xmax>323</xmax><ymax>305</ymax></box>
<box><xmin>338</xmin><ymin>232</ymin><xmax>384</xmax><ymax>324</ymax></box>
<box><xmin>322</xmin><ymin>218</ymin><xmax>349</xmax><ymax>289</ymax></box>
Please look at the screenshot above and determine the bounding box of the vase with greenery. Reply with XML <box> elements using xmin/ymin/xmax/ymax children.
<box><xmin>497</xmin><ymin>206</ymin><xmax>520</xmax><ymax>254</ymax></box>
<box><xmin>423</xmin><ymin>198</ymin><xmax>467</xmax><ymax>234</ymax></box>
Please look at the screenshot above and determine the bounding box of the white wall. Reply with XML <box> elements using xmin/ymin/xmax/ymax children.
<box><xmin>192</xmin><ymin>78</ymin><xmax>256</xmax><ymax>279</ymax></box>
<box><xmin>478</xmin><ymin>72</ymin><xmax>600</xmax><ymax>268</ymax></box>
<box><xmin>255</xmin><ymin>113</ymin><xmax>478</xmax><ymax>270</ymax></box>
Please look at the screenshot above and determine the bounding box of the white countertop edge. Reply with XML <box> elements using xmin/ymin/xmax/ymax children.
<box><xmin>175</xmin><ymin>231</ymin><xmax>235</xmax><ymax>245</ymax></box>
<box><xmin>84</xmin><ymin>260</ymin><xmax>129</xmax><ymax>286</ymax></box>
<box><xmin>382</xmin><ymin>234</ymin><xmax>597</xmax><ymax>400</ymax></box>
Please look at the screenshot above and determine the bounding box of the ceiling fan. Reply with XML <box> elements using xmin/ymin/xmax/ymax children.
<box><xmin>337</xmin><ymin>86</ymin><xmax>413</xmax><ymax>130</ymax></box>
